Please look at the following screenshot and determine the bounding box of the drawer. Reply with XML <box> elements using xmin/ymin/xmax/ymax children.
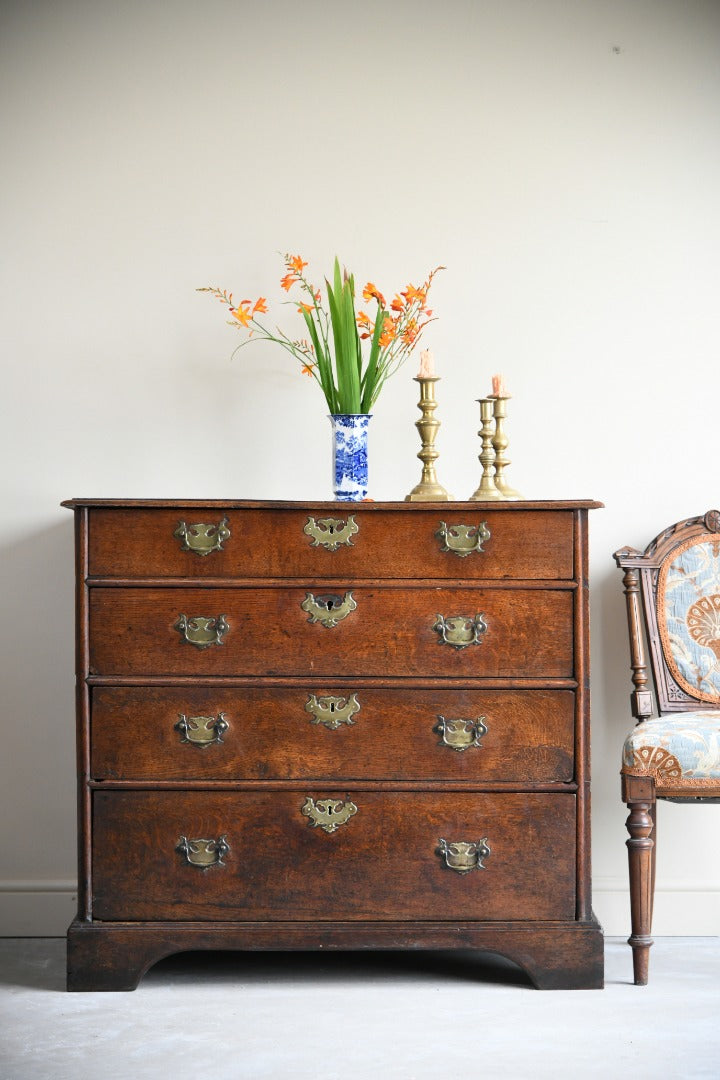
<box><xmin>91</xmin><ymin>790</ymin><xmax>576</xmax><ymax>921</ymax></box>
<box><xmin>91</xmin><ymin>687</ymin><xmax>575</xmax><ymax>782</ymax></box>
<box><xmin>87</xmin><ymin>506</ymin><xmax>575</xmax><ymax>581</ymax></box>
<box><xmin>88</xmin><ymin>586</ymin><xmax>574</xmax><ymax>678</ymax></box>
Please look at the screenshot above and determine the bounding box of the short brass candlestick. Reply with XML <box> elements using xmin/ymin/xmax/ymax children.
<box><xmin>405</xmin><ymin>376</ymin><xmax>452</xmax><ymax>501</ymax></box>
<box><xmin>469</xmin><ymin>397</ymin><xmax>504</xmax><ymax>501</ymax></box>
<box><xmin>490</xmin><ymin>394</ymin><xmax>521</xmax><ymax>499</ymax></box>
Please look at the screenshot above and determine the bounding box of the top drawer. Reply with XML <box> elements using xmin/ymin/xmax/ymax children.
<box><xmin>87</xmin><ymin>506</ymin><xmax>575</xmax><ymax>581</ymax></box>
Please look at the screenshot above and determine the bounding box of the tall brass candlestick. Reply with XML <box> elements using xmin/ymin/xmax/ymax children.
<box><xmin>405</xmin><ymin>377</ymin><xmax>452</xmax><ymax>501</ymax></box>
<box><xmin>490</xmin><ymin>394</ymin><xmax>521</xmax><ymax>499</ymax></box>
<box><xmin>469</xmin><ymin>397</ymin><xmax>504</xmax><ymax>501</ymax></box>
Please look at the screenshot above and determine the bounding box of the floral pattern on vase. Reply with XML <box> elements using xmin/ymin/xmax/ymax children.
<box><xmin>329</xmin><ymin>414</ymin><xmax>371</xmax><ymax>501</ymax></box>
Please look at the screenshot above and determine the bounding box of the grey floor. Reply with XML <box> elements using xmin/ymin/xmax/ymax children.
<box><xmin>1</xmin><ymin>938</ymin><xmax>718</xmax><ymax>1079</ymax></box>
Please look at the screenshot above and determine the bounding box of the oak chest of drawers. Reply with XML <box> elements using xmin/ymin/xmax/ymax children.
<box><xmin>64</xmin><ymin>499</ymin><xmax>603</xmax><ymax>990</ymax></box>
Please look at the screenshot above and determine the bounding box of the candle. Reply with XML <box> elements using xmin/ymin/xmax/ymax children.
<box><xmin>418</xmin><ymin>349</ymin><xmax>435</xmax><ymax>378</ymax></box>
<box><xmin>491</xmin><ymin>373</ymin><xmax>507</xmax><ymax>397</ymax></box>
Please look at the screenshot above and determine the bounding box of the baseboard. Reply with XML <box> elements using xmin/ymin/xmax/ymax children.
<box><xmin>593</xmin><ymin>877</ymin><xmax>720</xmax><ymax>936</ymax></box>
<box><xmin>1</xmin><ymin>879</ymin><xmax>718</xmax><ymax>937</ymax></box>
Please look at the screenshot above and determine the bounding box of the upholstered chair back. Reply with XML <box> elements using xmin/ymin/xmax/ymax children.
<box><xmin>658</xmin><ymin>533</ymin><xmax>720</xmax><ymax>704</ymax></box>
<box><xmin>616</xmin><ymin>511</ymin><xmax>720</xmax><ymax>717</ymax></box>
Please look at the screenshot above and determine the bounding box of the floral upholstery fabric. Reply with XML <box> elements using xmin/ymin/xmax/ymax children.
<box><xmin>622</xmin><ymin>711</ymin><xmax>720</xmax><ymax>791</ymax></box>
<box><xmin>658</xmin><ymin>535</ymin><xmax>720</xmax><ymax>702</ymax></box>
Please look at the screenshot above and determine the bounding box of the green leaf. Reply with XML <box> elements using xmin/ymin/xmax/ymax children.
<box><xmin>360</xmin><ymin>304</ymin><xmax>386</xmax><ymax>412</ymax></box>
<box><xmin>300</xmin><ymin>306</ymin><xmax>337</xmax><ymax>412</ymax></box>
<box><xmin>326</xmin><ymin>270</ymin><xmax>361</xmax><ymax>413</ymax></box>
<box><xmin>324</xmin><ymin>276</ymin><xmax>344</xmax><ymax>404</ymax></box>
<box><xmin>342</xmin><ymin>276</ymin><xmax>361</xmax><ymax>411</ymax></box>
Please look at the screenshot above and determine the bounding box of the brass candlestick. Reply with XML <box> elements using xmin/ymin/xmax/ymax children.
<box><xmin>405</xmin><ymin>377</ymin><xmax>452</xmax><ymax>501</ymax></box>
<box><xmin>469</xmin><ymin>397</ymin><xmax>504</xmax><ymax>501</ymax></box>
<box><xmin>490</xmin><ymin>394</ymin><xmax>521</xmax><ymax>499</ymax></box>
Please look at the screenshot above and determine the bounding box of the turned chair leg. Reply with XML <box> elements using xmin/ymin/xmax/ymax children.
<box><xmin>623</xmin><ymin>775</ymin><xmax>656</xmax><ymax>985</ymax></box>
<box><xmin>649</xmin><ymin>801</ymin><xmax>657</xmax><ymax>928</ymax></box>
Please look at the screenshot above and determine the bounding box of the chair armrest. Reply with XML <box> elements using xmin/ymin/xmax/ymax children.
<box><xmin>615</xmin><ymin>557</ymin><xmax>655</xmax><ymax>721</ymax></box>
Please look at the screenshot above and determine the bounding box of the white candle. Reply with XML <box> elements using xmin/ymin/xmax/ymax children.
<box><xmin>418</xmin><ymin>349</ymin><xmax>435</xmax><ymax>378</ymax></box>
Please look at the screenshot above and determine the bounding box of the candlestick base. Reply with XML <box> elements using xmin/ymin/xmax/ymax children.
<box><xmin>493</xmin><ymin>479</ymin><xmax>522</xmax><ymax>500</ymax></box>
<box><xmin>406</xmin><ymin>480</ymin><xmax>453</xmax><ymax>502</ymax></box>
<box><xmin>468</xmin><ymin>480</ymin><xmax>506</xmax><ymax>501</ymax></box>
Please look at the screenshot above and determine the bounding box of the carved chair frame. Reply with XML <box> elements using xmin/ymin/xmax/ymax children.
<box><xmin>614</xmin><ymin>509</ymin><xmax>720</xmax><ymax>985</ymax></box>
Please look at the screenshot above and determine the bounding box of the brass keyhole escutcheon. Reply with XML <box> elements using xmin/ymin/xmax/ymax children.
<box><xmin>305</xmin><ymin>693</ymin><xmax>360</xmax><ymax>730</ymax></box>
<box><xmin>301</xmin><ymin>591</ymin><xmax>357</xmax><ymax>628</ymax></box>
<box><xmin>304</xmin><ymin>515</ymin><xmax>359</xmax><ymax>551</ymax></box>
<box><xmin>301</xmin><ymin>797</ymin><xmax>358</xmax><ymax>834</ymax></box>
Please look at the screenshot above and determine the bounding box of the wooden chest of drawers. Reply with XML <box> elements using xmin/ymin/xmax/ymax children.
<box><xmin>64</xmin><ymin>499</ymin><xmax>603</xmax><ymax>990</ymax></box>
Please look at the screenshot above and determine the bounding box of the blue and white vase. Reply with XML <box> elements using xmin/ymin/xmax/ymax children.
<box><xmin>329</xmin><ymin>414</ymin><xmax>371</xmax><ymax>501</ymax></box>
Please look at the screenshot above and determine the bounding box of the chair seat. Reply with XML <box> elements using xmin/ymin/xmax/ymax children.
<box><xmin>622</xmin><ymin>711</ymin><xmax>720</xmax><ymax>791</ymax></box>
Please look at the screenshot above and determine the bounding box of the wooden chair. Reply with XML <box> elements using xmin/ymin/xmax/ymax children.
<box><xmin>615</xmin><ymin>511</ymin><xmax>720</xmax><ymax>984</ymax></box>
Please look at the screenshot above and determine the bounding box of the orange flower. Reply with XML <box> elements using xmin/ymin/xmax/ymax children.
<box><xmin>356</xmin><ymin>310</ymin><xmax>372</xmax><ymax>340</ymax></box>
<box><xmin>297</xmin><ymin>302</ymin><xmax>314</xmax><ymax>315</ymax></box>
<box><xmin>280</xmin><ymin>273</ymin><xmax>297</xmax><ymax>292</ymax></box>
<box><xmin>230</xmin><ymin>301</ymin><xmax>252</xmax><ymax>327</ymax></box>
<box><xmin>402</xmin><ymin>318</ymin><xmax>419</xmax><ymax>345</ymax></box>
<box><xmin>390</xmin><ymin>294</ymin><xmax>405</xmax><ymax>313</ymax></box>
<box><xmin>403</xmin><ymin>284</ymin><xmax>426</xmax><ymax>305</ymax></box>
<box><xmin>362</xmin><ymin>282</ymin><xmax>386</xmax><ymax>307</ymax></box>
<box><xmin>379</xmin><ymin>315</ymin><xmax>396</xmax><ymax>349</ymax></box>
<box><xmin>252</xmin><ymin>297</ymin><xmax>268</xmax><ymax>315</ymax></box>
<box><xmin>288</xmin><ymin>255</ymin><xmax>308</xmax><ymax>275</ymax></box>
<box><xmin>301</xmin><ymin>362</ymin><xmax>315</xmax><ymax>376</ymax></box>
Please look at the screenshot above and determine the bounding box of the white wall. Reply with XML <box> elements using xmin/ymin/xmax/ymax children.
<box><xmin>2</xmin><ymin>0</ymin><xmax>719</xmax><ymax>937</ymax></box>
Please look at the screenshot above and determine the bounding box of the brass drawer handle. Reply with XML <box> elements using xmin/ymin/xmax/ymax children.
<box><xmin>174</xmin><ymin>614</ymin><xmax>229</xmax><ymax>650</ymax></box>
<box><xmin>436</xmin><ymin>521</ymin><xmax>491</xmax><ymax>557</ymax></box>
<box><xmin>301</xmin><ymin>796</ymin><xmax>358</xmax><ymax>833</ymax></box>
<box><xmin>175</xmin><ymin>712</ymin><xmax>229</xmax><ymax>747</ymax></box>
<box><xmin>173</xmin><ymin>516</ymin><xmax>231</xmax><ymax>556</ymax></box>
<box><xmin>437</xmin><ymin>838</ymin><xmax>491</xmax><ymax>874</ymax></box>
<box><xmin>433</xmin><ymin>613</ymin><xmax>487</xmax><ymax>649</ymax></box>
<box><xmin>304</xmin><ymin>515</ymin><xmax>359</xmax><ymax>551</ymax></box>
<box><xmin>301</xmin><ymin>591</ymin><xmax>357</xmax><ymax>628</ymax></box>
<box><xmin>436</xmin><ymin>715</ymin><xmax>488</xmax><ymax>752</ymax></box>
<box><xmin>176</xmin><ymin>834</ymin><xmax>230</xmax><ymax>869</ymax></box>
<box><xmin>305</xmin><ymin>693</ymin><xmax>360</xmax><ymax>729</ymax></box>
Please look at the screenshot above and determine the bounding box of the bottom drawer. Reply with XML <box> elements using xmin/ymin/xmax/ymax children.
<box><xmin>92</xmin><ymin>790</ymin><xmax>576</xmax><ymax>922</ymax></box>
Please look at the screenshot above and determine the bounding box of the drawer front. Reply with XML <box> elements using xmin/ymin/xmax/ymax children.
<box><xmin>87</xmin><ymin>507</ymin><xmax>574</xmax><ymax>581</ymax></box>
<box><xmin>92</xmin><ymin>790</ymin><xmax>576</xmax><ymax>921</ymax></box>
<box><xmin>88</xmin><ymin>586</ymin><xmax>574</xmax><ymax>678</ymax></box>
<box><xmin>91</xmin><ymin>687</ymin><xmax>575</xmax><ymax>782</ymax></box>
